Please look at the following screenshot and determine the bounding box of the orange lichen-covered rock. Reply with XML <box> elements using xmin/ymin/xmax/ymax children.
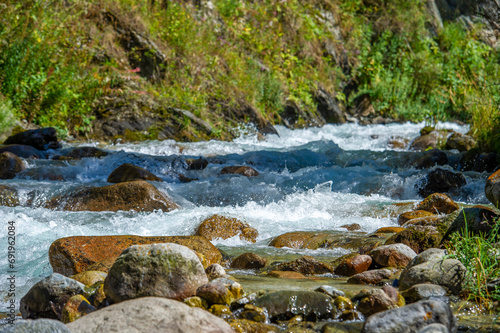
<box><xmin>49</xmin><ymin>235</ymin><xmax>222</xmax><ymax>276</ymax></box>
<box><xmin>374</xmin><ymin>227</ymin><xmax>406</xmax><ymax>234</ymax></box>
<box><xmin>397</xmin><ymin>210</ymin><xmax>436</xmax><ymax>226</ymax></box>
<box><xmin>415</xmin><ymin>193</ymin><xmax>459</xmax><ymax>214</ymax></box>
<box><xmin>196</xmin><ymin>215</ymin><xmax>258</xmax><ymax>243</ymax></box>
<box><xmin>43</xmin><ymin>180</ymin><xmax>179</xmax><ymax>212</ymax></box>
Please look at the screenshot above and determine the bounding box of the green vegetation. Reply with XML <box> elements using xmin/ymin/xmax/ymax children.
<box><xmin>446</xmin><ymin>216</ymin><xmax>500</xmax><ymax>311</ymax></box>
<box><xmin>0</xmin><ymin>0</ymin><xmax>499</xmax><ymax>148</ymax></box>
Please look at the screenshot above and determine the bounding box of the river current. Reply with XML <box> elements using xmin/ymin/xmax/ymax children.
<box><xmin>0</xmin><ymin>121</ymin><xmax>489</xmax><ymax>313</ymax></box>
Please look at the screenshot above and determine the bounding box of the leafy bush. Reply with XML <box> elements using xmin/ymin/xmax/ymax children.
<box><xmin>0</xmin><ymin>97</ymin><xmax>16</xmax><ymax>135</ymax></box>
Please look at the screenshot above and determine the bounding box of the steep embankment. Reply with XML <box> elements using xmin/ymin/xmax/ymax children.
<box><xmin>0</xmin><ymin>0</ymin><xmax>499</xmax><ymax>149</ymax></box>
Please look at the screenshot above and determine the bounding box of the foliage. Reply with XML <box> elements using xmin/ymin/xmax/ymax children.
<box><xmin>0</xmin><ymin>97</ymin><xmax>16</xmax><ymax>135</ymax></box>
<box><xmin>0</xmin><ymin>0</ymin><xmax>499</xmax><ymax>146</ymax></box>
<box><xmin>446</xmin><ymin>216</ymin><xmax>500</xmax><ymax>310</ymax></box>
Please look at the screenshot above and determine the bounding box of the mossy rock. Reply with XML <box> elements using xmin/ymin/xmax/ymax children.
<box><xmin>0</xmin><ymin>185</ymin><xmax>19</xmax><ymax>207</ymax></box>
<box><xmin>196</xmin><ymin>215</ymin><xmax>258</xmax><ymax>243</ymax></box>
<box><xmin>385</xmin><ymin>226</ymin><xmax>442</xmax><ymax>254</ymax></box>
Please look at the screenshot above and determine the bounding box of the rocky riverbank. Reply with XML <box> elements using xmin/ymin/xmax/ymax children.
<box><xmin>1</xmin><ymin>126</ymin><xmax>499</xmax><ymax>332</ymax></box>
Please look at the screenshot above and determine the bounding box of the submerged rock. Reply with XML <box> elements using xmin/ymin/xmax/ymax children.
<box><xmin>0</xmin><ymin>184</ymin><xmax>20</xmax><ymax>207</ymax></box>
<box><xmin>107</xmin><ymin>163</ymin><xmax>162</xmax><ymax>183</ymax></box>
<box><xmin>231</xmin><ymin>252</ymin><xmax>268</xmax><ymax>269</ymax></box>
<box><xmin>104</xmin><ymin>243</ymin><xmax>208</xmax><ymax>303</ymax></box>
<box><xmin>196</xmin><ymin>214</ymin><xmax>258</xmax><ymax>243</ymax></box>
<box><xmin>0</xmin><ymin>151</ymin><xmax>25</xmax><ymax>179</ymax></box>
<box><xmin>63</xmin><ymin>147</ymin><xmax>109</xmax><ymax>159</ymax></box>
<box><xmin>267</xmin><ymin>271</ymin><xmax>307</xmax><ymax>279</ymax></box>
<box><xmin>485</xmin><ymin>169</ymin><xmax>500</xmax><ymax>208</ymax></box>
<box><xmin>49</xmin><ymin>235</ymin><xmax>222</xmax><ymax>276</ymax></box>
<box><xmin>43</xmin><ymin>180</ymin><xmax>179</xmax><ymax>212</ymax></box>
<box><xmin>66</xmin><ymin>297</ymin><xmax>234</xmax><ymax>333</ymax></box>
<box><xmin>361</xmin><ymin>299</ymin><xmax>457</xmax><ymax>333</ymax></box>
<box><xmin>20</xmin><ymin>273</ymin><xmax>85</xmax><ymax>319</ymax></box>
<box><xmin>253</xmin><ymin>290</ymin><xmax>335</xmax><ymax>322</ymax></box>
<box><xmin>4</xmin><ymin>127</ymin><xmax>61</xmax><ymax>150</ymax></box>
<box><xmin>276</xmin><ymin>256</ymin><xmax>334</xmax><ymax>275</ymax></box>
<box><xmin>221</xmin><ymin>165</ymin><xmax>259</xmax><ymax>177</ymax></box>
<box><xmin>416</xmin><ymin>193</ymin><xmax>459</xmax><ymax>214</ymax></box>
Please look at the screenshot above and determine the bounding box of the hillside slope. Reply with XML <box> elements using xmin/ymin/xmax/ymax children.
<box><xmin>0</xmin><ymin>0</ymin><xmax>499</xmax><ymax>151</ymax></box>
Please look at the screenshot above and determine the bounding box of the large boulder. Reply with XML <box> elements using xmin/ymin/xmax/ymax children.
<box><xmin>417</xmin><ymin>168</ymin><xmax>466</xmax><ymax>197</ymax></box>
<box><xmin>361</xmin><ymin>300</ymin><xmax>457</xmax><ymax>333</ymax></box>
<box><xmin>107</xmin><ymin>163</ymin><xmax>162</xmax><ymax>183</ymax></box>
<box><xmin>275</xmin><ymin>256</ymin><xmax>334</xmax><ymax>275</ymax></box>
<box><xmin>410</xmin><ymin>131</ymin><xmax>449</xmax><ymax>151</ymax></box>
<box><xmin>196</xmin><ymin>215</ymin><xmax>258</xmax><ymax>243</ymax></box>
<box><xmin>369</xmin><ymin>244</ymin><xmax>417</xmax><ymax>268</ymax></box>
<box><xmin>1</xmin><ymin>319</ymin><xmax>71</xmax><ymax>333</ymax></box>
<box><xmin>4</xmin><ymin>127</ymin><xmax>61</xmax><ymax>150</ymax></box>
<box><xmin>104</xmin><ymin>243</ymin><xmax>208</xmax><ymax>303</ymax></box>
<box><xmin>66</xmin><ymin>297</ymin><xmax>234</xmax><ymax>333</ymax></box>
<box><xmin>43</xmin><ymin>180</ymin><xmax>179</xmax><ymax>212</ymax></box>
<box><xmin>485</xmin><ymin>169</ymin><xmax>500</xmax><ymax>208</ymax></box>
<box><xmin>0</xmin><ymin>151</ymin><xmax>25</xmax><ymax>179</ymax></box>
<box><xmin>416</xmin><ymin>193</ymin><xmax>459</xmax><ymax>214</ymax></box>
<box><xmin>49</xmin><ymin>235</ymin><xmax>222</xmax><ymax>276</ymax></box>
<box><xmin>460</xmin><ymin>149</ymin><xmax>498</xmax><ymax>172</ymax></box>
<box><xmin>252</xmin><ymin>290</ymin><xmax>335</xmax><ymax>322</ymax></box>
<box><xmin>20</xmin><ymin>273</ymin><xmax>85</xmax><ymax>319</ymax></box>
<box><xmin>0</xmin><ymin>184</ymin><xmax>20</xmax><ymax>207</ymax></box>
<box><xmin>399</xmin><ymin>258</ymin><xmax>466</xmax><ymax>295</ymax></box>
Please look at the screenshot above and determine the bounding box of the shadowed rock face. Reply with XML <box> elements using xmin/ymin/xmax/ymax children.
<box><xmin>0</xmin><ymin>151</ymin><xmax>25</xmax><ymax>179</ymax></box>
<box><xmin>43</xmin><ymin>180</ymin><xmax>179</xmax><ymax>212</ymax></box>
<box><xmin>486</xmin><ymin>169</ymin><xmax>500</xmax><ymax>209</ymax></box>
<box><xmin>4</xmin><ymin>127</ymin><xmax>61</xmax><ymax>150</ymax></box>
<box><xmin>107</xmin><ymin>163</ymin><xmax>162</xmax><ymax>183</ymax></box>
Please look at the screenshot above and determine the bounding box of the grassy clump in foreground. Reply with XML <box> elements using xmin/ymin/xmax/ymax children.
<box><xmin>446</xmin><ymin>216</ymin><xmax>500</xmax><ymax>315</ymax></box>
<box><xmin>0</xmin><ymin>0</ymin><xmax>499</xmax><ymax>149</ymax></box>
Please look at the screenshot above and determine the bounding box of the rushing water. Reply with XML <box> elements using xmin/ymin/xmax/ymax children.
<box><xmin>0</xmin><ymin>121</ymin><xmax>490</xmax><ymax>315</ymax></box>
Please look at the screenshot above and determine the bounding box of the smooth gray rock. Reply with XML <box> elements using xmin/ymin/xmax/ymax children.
<box><xmin>104</xmin><ymin>243</ymin><xmax>208</xmax><ymax>303</ymax></box>
<box><xmin>253</xmin><ymin>290</ymin><xmax>335</xmax><ymax>322</ymax></box>
<box><xmin>20</xmin><ymin>273</ymin><xmax>85</xmax><ymax>319</ymax></box>
<box><xmin>315</xmin><ymin>285</ymin><xmax>345</xmax><ymax>298</ymax></box>
<box><xmin>399</xmin><ymin>259</ymin><xmax>466</xmax><ymax>295</ymax></box>
<box><xmin>361</xmin><ymin>299</ymin><xmax>457</xmax><ymax>333</ymax></box>
<box><xmin>1</xmin><ymin>319</ymin><xmax>71</xmax><ymax>333</ymax></box>
<box><xmin>404</xmin><ymin>248</ymin><xmax>446</xmax><ymax>271</ymax></box>
<box><xmin>66</xmin><ymin>297</ymin><xmax>234</xmax><ymax>333</ymax></box>
<box><xmin>418</xmin><ymin>323</ymin><xmax>450</xmax><ymax>333</ymax></box>
<box><xmin>401</xmin><ymin>284</ymin><xmax>447</xmax><ymax>303</ymax></box>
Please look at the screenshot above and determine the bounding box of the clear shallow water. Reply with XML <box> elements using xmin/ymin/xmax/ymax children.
<box><xmin>0</xmin><ymin>121</ymin><xmax>489</xmax><ymax>313</ymax></box>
